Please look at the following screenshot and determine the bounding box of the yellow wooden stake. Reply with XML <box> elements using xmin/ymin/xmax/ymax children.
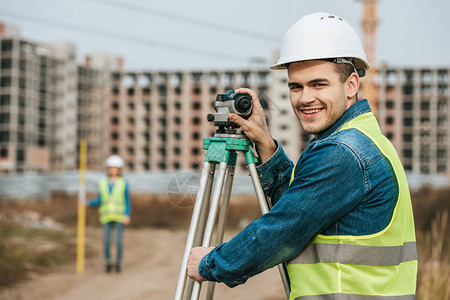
<box><xmin>76</xmin><ymin>139</ymin><xmax>87</xmax><ymax>274</ymax></box>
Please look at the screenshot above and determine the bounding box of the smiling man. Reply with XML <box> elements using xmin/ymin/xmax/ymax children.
<box><xmin>287</xmin><ymin>60</ymin><xmax>359</xmax><ymax>136</ymax></box>
<box><xmin>187</xmin><ymin>12</ymin><xmax>417</xmax><ymax>299</ymax></box>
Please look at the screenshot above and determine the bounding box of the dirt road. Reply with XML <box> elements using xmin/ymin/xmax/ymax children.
<box><xmin>1</xmin><ymin>228</ymin><xmax>286</xmax><ymax>300</ymax></box>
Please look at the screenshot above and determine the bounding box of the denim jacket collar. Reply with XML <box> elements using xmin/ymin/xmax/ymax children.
<box><xmin>312</xmin><ymin>99</ymin><xmax>372</xmax><ymax>142</ymax></box>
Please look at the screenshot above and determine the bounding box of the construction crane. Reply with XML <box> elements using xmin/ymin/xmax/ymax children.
<box><xmin>361</xmin><ymin>0</ymin><xmax>379</xmax><ymax>117</ymax></box>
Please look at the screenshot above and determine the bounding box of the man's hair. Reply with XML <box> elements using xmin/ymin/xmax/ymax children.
<box><xmin>286</xmin><ymin>59</ymin><xmax>358</xmax><ymax>82</ymax></box>
<box><xmin>333</xmin><ymin>62</ymin><xmax>355</xmax><ymax>82</ymax></box>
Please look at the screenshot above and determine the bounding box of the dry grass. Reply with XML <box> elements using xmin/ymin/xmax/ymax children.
<box><xmin>131</xmin><ymin>194</ymin><xmax>262</xmax><ymax>229</ymax></box>
<box><xmin>411</xmin><ymin>186</ymin><xmax>450</xmax><ymax>233</ymax></box>
<box><xmin>0</xmin><ymin>192</ymin><xmax>261</xmax><ymax>288</ymax></box>
<box><xmin>0</xmin><ymin>221</ymin><xmax>77</xmax><ymax>287</ymax></box>
<box><xmin>0</xmin><ymin>187</ymin><xmax>449</xmax><ymax>296</ymax></box>
<box><xmin>411</xmin><ymin>187</ymin><xmax>450</xmax><ymax>299</ymax></box>
<box><xmin>416</xmin><ymin>209</ymin><xmax>450</xmax><ymax>300</ymax></box>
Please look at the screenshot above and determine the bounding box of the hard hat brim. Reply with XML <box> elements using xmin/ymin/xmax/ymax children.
<box><xmin>270</xmin><ymin>56</ymin><xmax>370</xmax><ymax>73</ymax></box>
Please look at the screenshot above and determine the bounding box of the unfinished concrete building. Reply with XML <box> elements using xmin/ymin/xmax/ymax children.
<box><xmin>0</xmin><ymin>24</ymin><xmax>78</xmax><ymax>173</ymax></box>
<box><xmin>0</xmin><ymin>24</ymin><xmax>113</xmax><ymax>173</ymax></box>
<box><xmin>0</xmin><ymin>22</ymin><xmax>448</xmax><ymax>176</ymax></box>
<box><xmin>108</xmin><ymin>70</ymin><xmax>272</xmax><ymax>172</ymax></box>
<box><xmin>78</xmin><ymin>53</ymin><xmax>122</xmax><ymax>171</ymax></box>
<box><xmin>378</xmin><ymin>66</ymin><xmax>450</xmax><ymax>175</ymax></box>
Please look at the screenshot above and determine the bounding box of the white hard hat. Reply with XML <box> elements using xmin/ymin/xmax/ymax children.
<box><xmin>271</xmin><ymin>12</ymin><xmax>370</xmax><ymax>77</ymax></box>
<box><xmin>106</xmin><ymin>155</ymin><xmax>124</xmax><ymax>168</ymax></box>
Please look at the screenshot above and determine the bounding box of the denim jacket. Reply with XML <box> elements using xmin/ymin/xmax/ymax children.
<box><xmin>199</xmin><ymin>99</ymin><xmax>399</xmax><ymax>287</ymax></box>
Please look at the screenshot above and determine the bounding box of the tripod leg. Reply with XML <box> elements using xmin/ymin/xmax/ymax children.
<box><xmin>186</xmin><ymin>165</ymin><xmax>215</xmax><ymax>299</ymax></box>
<box><xmin>212</xmin><ymin>165</ymin><xmax>234</xmax><ymax>248</ymax></box>
<box><xmin>190</xmin><ymin>161</ymin><xmax>229</xmax><ymax>300</ymax></box>
<box><xmin>194</xmin><ymin>165</ymin><xmax>216</xmax><ymax>245</ymax></box>
<box><xmin>175</xmin><ymin>162</ymin><xmax>215</xmax><ymax>300</ymax></box>
<box><xmin>247</xmin><ymin>163</ymin><xmax>291</xmax><ymax>299</ymax></box>
<box><xmin>205</xmin><ymin>165</ymin><xmax>235</xmax><ymax>300</ymax></box>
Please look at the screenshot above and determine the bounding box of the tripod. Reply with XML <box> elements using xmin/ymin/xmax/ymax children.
<box><xmin>174</xmin><ymin>132</ymin><xmax>290</xmax><ymax>300</ymax></box>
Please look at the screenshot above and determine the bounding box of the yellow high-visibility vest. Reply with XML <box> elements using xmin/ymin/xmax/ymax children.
<box><xmin>288</xmin><ymin>112</ymin><xmax>417</xmax><ymax>299</ymax></box>
<box><xmin>98</xmin><ymin>177</ymin><xmax>126</xmax><ymax>224</ymax></box>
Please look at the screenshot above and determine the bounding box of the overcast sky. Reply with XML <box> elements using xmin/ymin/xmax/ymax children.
<box><xmin>0</xmin><ymin>0</ymin><xmax>449</xmax><ymax>71</ymax></box>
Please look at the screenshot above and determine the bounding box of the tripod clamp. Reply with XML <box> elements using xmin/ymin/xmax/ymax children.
<box><xmin>202</xmin><ymin>134</ymin><xmax>258</xmax><ymax>166</ymax></box>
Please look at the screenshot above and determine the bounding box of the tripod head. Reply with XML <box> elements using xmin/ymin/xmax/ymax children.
<box><xmin>207</xmin><ymin>90</ymin><xmax>252</xmax><ymax>134</ymax></box>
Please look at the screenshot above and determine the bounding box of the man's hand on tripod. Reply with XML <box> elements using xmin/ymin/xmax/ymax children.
<box><xmin>228</xmin><ymin>88</ymin><xmax>277</xmax><ymax>164</ymax></box>
<box><xmin>187</xmin><ymin>247</ymin><xmax>214</xmax><ymax>281</ymax></box>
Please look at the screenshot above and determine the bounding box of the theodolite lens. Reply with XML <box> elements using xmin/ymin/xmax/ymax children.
<box><xmin>234</xmin><ymin>96</ymin><xmax>252</xmax><ymax>114</ymax></box>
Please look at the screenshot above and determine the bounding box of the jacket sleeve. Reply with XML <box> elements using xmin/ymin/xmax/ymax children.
<box><xmin>198</xmin><ymin>140</ymin><xmax>366</xmax><ymax>287</ymax></box>
<box><xmin>124</xmin><ymin>182</ymin><xmax>131</xmax><ymax>216</ymax></box>
<box><xmin>88</xmin><ymin>191</ymin><xmax>101</xmax><ymax>207</ymax></box>
<box><xmin>256</xmin><ymin>140</ymin><xmax>294</xmax><ymax>206</ymax></box>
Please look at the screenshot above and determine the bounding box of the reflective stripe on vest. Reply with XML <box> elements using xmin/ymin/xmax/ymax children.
<box><xmin>288</xmin><ymin>112</ymin><xmax>417</xmax><ymax>300</ymax></box>
<box><xmin>290</xmin><ymin>241</ymin><xmax>417</xmax><ymax>266</ymax></box>
<box><xmin>294</xmin><ymin>295</ymin><xmax>416</xmax><ymax>300</ymax></box>
<box><xmin>99</xmin><ymin>177</ymin><xmax>126</xmax><ymax>224</ymax></box>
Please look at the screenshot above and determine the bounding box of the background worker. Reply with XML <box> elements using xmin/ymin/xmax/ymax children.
<box><xmin>89</xmin><ymin>155</ymin><xmax>131</xmax><ymax>273</ymax></box>
<box><xmin>187</xmin><ymin>12</ymin><xmax>417</xmax><ymax>299</ymax></box>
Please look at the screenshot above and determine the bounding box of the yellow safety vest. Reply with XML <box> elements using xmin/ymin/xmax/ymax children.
<box><xmin>288</xmin><ymin>112</ymin><xmax>417</xmax><ymax>299</ymax></box>
<box><xmin>98</xmin><ymin>177</ymin><xmax>126</xmax><ymax>224</ymax></box>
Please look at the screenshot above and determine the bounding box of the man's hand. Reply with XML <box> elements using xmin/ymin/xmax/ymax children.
<box><xmin>187</xmin><ymin>247</ymin><xmax>214</xmax><ymax>282</ymax></box>
<box><xmin>123</xmin><ymin>215</ymin><xmax>130</xmax><ymax>226</ymax></box>
<box><xmin>229</xmin><ymin>88</ymin><xmax>277</xmax><ymax>163</ymax></box>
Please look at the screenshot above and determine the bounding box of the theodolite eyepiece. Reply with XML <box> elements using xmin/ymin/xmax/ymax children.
<box><xmin>208</xmin><ymin>90</ymin><xmax>253</xmax><ymax>131</ymax></box>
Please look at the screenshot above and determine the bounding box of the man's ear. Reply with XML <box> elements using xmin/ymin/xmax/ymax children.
<box><xmin>346</xmin><ymin>73</ymin><xmax>360</xmax><ymax>99</ymax></box>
